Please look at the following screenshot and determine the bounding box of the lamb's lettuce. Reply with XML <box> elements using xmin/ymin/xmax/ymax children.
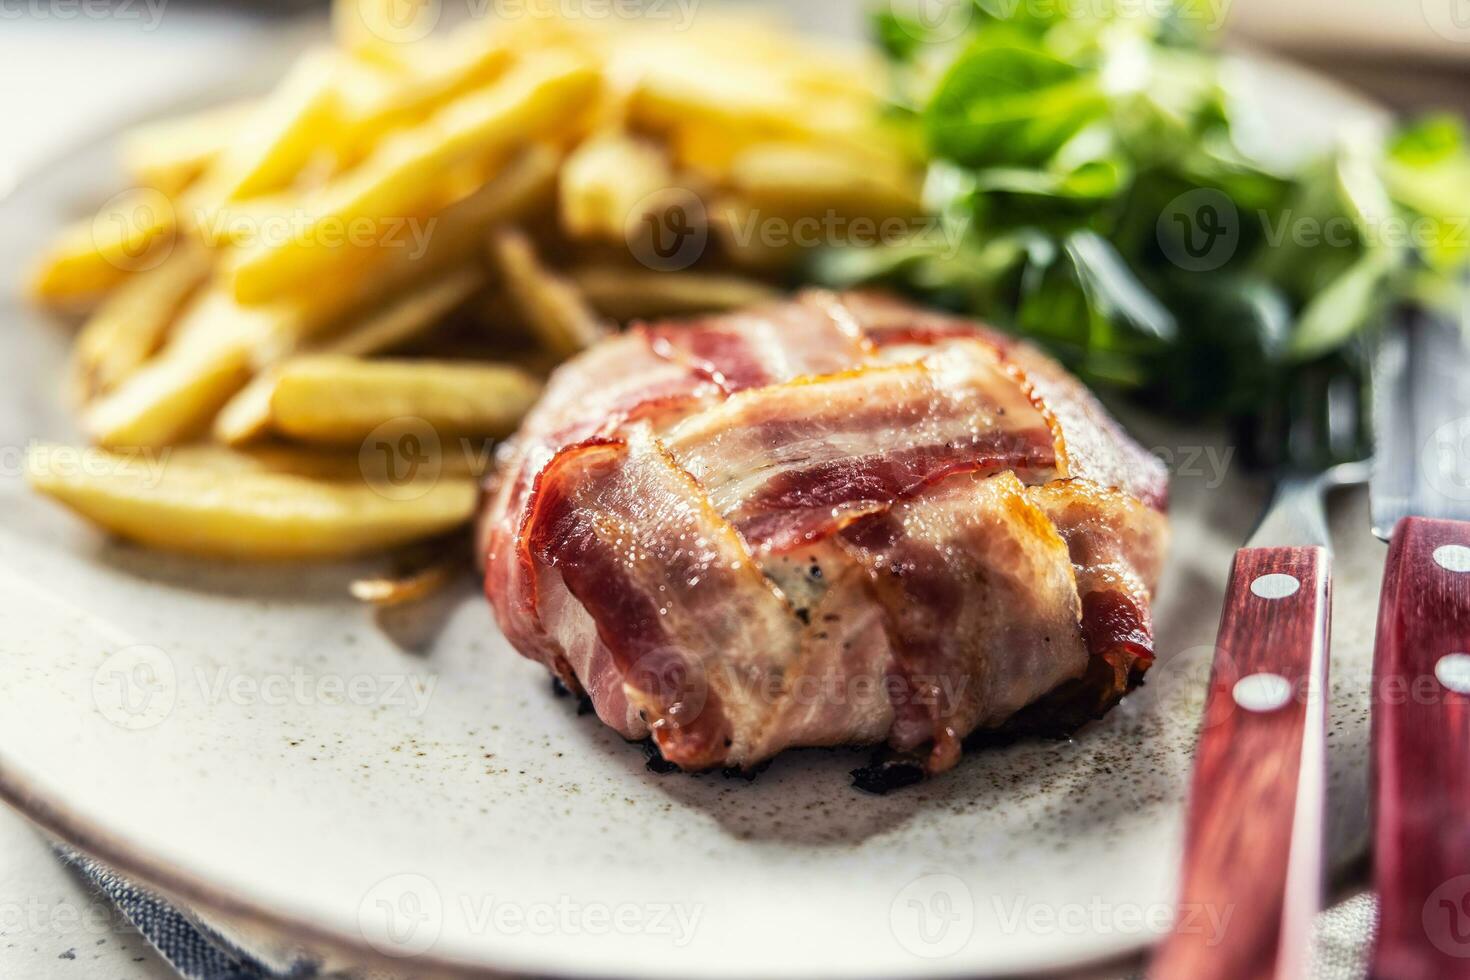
<box><xmin>824</xmin><ymin>1</ymin><xmax>1470</xmax><ymax>462</ymax></box>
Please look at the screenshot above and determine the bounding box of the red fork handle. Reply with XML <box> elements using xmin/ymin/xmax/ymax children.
<box><xmin>1151</xmin><ymin>547</ymin><xmax>1331</xmax><ymax>980</ymax></box>
<box><xmin>1370</xmin><ymin>517</ymin><xmax>1470</xmax><ymax>980</ymax></box>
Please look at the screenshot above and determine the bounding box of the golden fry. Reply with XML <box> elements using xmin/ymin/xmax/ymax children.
<box><xmin>726</xmin><ymin>142</ymin><xmax>921</xmax><ymax>217</ymax></box>
<box><xmin>119</xmin><ymin>99</ymin><xmax>257</xmax><ymax>195</ymax></box>
<box><xmin>569</xmin><ymin>265</ymin><xmax>779</xmax><ymax>321</ymax></box>
<box><xmin>334</xmin><ymin>28</ymin><xmax>514</xmax><ymax>166</ymax></box>
<box><xmin>621</xmin><ymin>40</ymin><xmax>809</xmax><ymax>134</ymax></box>
<box><xmin>559</xmin><ymin>134</ymin><xmax>675</xmax><ymax>241</ymax></box>
<box><xmin>350</xmin><ymin>561</ymin><xmax>456</xmax><ymax>606</ymax></box>
<box><xmin>201</xmin><ymin>48</ymin><xmax>342</xmax><ymax>202</ymax></box>
<box><xmin>228</xmin><ymin>54</ymin><xmax>598</xmax><ymax>304</ymax></box>
<box><xmin>29</xmin><ymin>189</ymin><xmax>178</xmax><ymax>308</ymax></box>
<box><xmin>369</xmin><ymin>143</ymin><xmax>561</xmax><ymax>286</ymax></box>
<box><xmin>214</xmin><ymin>266</ymin><xmax>481</xmax><ymax>445</ymax></box>
<box><xmin>489</xmin><ymin>227</ymin><xmax>608</xmax><ymax>356</ymax></box>
<box><xmin>82</xmin><ymin>290</ymin><xmax>298</xmax><ymax>448</ymax></box>
<box><xmin>269</xmin><ymin>356</ymin><xmax>542</xmax><ymax>443</ymax></box>
<box><xmin>69</xmin><ymin>242</ymin><xmax>212</xmax><ymax>402</ymax></box>
<box><xmin>27</xmin><ymin>443</ymin><xmax>478</xmax><ymax>560</ymax></box>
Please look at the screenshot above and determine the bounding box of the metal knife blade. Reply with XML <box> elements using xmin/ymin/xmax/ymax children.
<box><xmin>1371</xmin><ymin>307</ymin><xmax>1470</xmax><ymax>540</ymax></box>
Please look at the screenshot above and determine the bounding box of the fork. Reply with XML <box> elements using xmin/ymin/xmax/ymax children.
<box><xmin>1150</xmin><ymin>368</ymin><xmax>1370</xmax><ymax>979</ymax></box>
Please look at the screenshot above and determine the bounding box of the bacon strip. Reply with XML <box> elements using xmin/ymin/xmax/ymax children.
<box><xmin>486</xmin><ymin>304</ymin><xmax>867</xmax><ymax>678</ymax></box>
<box><xmin>664</xmin><ymin>343</ymin><xmax>1059</xmax><ymax>553</ymax></box>
<box><xmin>829</xmin><ymin>290</ymin><xmax>1169</xmax><ymax>509</ymax></box>
<box><xmin>1008</xmin><ymin>480</ymin><xmax>1169</xmax><ymax>730</ymax></box>
<box><xmin>521</xmin><ymin>427</ymin><xmax>801</xmax><ymax>769</ymax></box>
<box><xmin>483</xmin><ymin>331</ymin><xmax>718</xmax><ymax>668</ymax></box>
<box><xmin>646</xmin><ymin>295</ymin><xmax>868</xmax><ymax>393</ymax></box>
<box><xmin>839</xmin><ymin>472</ymin><xmax>1089</xmax><ymax>772</ymax></box>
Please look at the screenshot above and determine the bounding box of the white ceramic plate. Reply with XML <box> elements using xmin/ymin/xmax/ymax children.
<box><xmin>0</xmin><ymin>28</ymin><xmax>1389</xmax><ymax>980</ymax></box>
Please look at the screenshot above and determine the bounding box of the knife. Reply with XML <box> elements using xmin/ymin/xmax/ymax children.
<box><xmin>1369</xmin><ymin>308</ymin><xmax>1470</xmax><ymax>980</ymax></box>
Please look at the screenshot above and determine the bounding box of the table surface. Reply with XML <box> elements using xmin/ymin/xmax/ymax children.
<box><xmin>0</xmin><ymin>806</ymin><xmax>173</xmax><ymax>979</ymax></box>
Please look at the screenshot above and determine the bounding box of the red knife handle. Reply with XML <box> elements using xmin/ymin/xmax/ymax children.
<box><xmin>1370</xmin><ymin>517</ymin><xmax>1470</xmax><ymax>980</ymax></box>
<box><xmin>1152</xmin><ymin>547</ymin><xmax>1330</xmax><ymax>980</ymax></box>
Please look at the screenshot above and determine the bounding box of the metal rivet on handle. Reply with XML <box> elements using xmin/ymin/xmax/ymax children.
<box><xmin>1436</xmin><ymin>654</ymin><xmax>1470</xmax><ymax>695</ymax></box>
<box><xmin>1434</xmin><ymin>545</ymin><xmax>1470</xmax><ymax>573</ymax></box>
<box><xmin>1233</xmin><ymin>673</ymin><xmax>1294</xmax><ymax>713</ymax></box>
<box><xmin>1250</xmin><ymin>573</ymin><xmax>1301</xmax><ymax>599</ymax></box>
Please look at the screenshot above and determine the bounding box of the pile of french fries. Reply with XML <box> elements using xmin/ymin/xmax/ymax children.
<box><xmin>26</xmin><ymin>0</ymin><xmax>919</xmax><ymax>579</ymax></box>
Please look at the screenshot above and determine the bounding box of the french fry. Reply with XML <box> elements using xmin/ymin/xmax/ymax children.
<box><xmin>119</xmin><ymin>99</ymin><xmax>257</xmax><ymax>195</ymax></box>
<box><xmin>27</xmin><ymin>443</ymin><xmax>477</xmax><ymax>560</ymax></box>
<box><xmin>425</xmin><ymin>50</ymin><xmax>595</xmax><ymax>173</ymax></box>
<box><xmin>170</xmin><ymin>146</ymin><xmax>558</xmax><ymax>449</ymax></box>
<box><xmin>489</xmin><ymin>228</ymin><xmax>608</xmax><ymax>356</ymax></box>
<box><xmin>228</xmin><ymin>54</ymin><xmax>599</xmax><ymax>304</ymax></box>
<box><xmin>559</xmin><ymin>134</ymin><xmax>675</xmax><ymax>241</ymax></box>
<box><xmin>90</xmin><ymin>249</ymin><xmax>488</xmax><ymax>450</ymax></box>
<box><xmin>83</xmin><ymin>335</ymin><xmax>253</xmax><ymax>448</ymax></box>
<box><xmin>27</xmin><ymin>12</ymin><xmax>913</xmax><ymax>566</ymax></box>
<box><xmin>617</xmin><ymin>26</ymin><xmax>900</xmax><ymax>170</ymax></box>
<box><xmin>82</xmin><ymin>290</ymin><xmax>299</xmax><ymax>448</ymax></box>
<box><xmin>290</xmin><ymin>148</ymin><xmax>554</xmax><ymax>339</ymax></box>
<box><xmin>725</xmin><ymin>142</ymin><xmax>921</xmax><ymax>217</ymax></box>
<box><xmin>296</xmin><ymin>154</ymin><xmax>549</xmax><ymax>333</ymax></box>
<box><xmin>334</xmin><ymin>28</ymin><xmax>514</xmax><ymax>166</ymax></box>
<box><xmin>270</xmin><ymin>356</ymin><xmax>542</xmax><ymax>443</ymax></box>
<box><xmin>619</xmin><ymin>40</ymin><xmax>810</xmax><ymax>134</ymax></box>
<box><xmin>214</xmin><ymin>266</ymin><xmax>481</xmax><ymax>445</ymax></box>
<box><xmin>350</xmin><ymin>561</ymin><xmax>456</xmax><ymax>606</ymax></box>
<box><xmin>193</xmin><ymin>47</ymin><xmax>342</xmax><ymax>203</ymax></box>
<box><xmin>569</xmin><ymin>265</ymin><xmax>779</xmax><ymax>321</ymax></box>
<box><xmin>310</xmin><ymin>264</ymin><xmax>482</xmax><ymax>357</ymax></box>
<box><xmin>195</xmin><ymin>148</ymin><xmax>532</xmax><ymax>308</ymax></box>
<box><xmin>69</xmin><ymin>241</ymin><xmax>212</xmax><ymax>402</ymax></box>
<box><xmin>228</xmin><ymin>144</ymin><xmax>557</xmax><ymax>350</ymax></box>
<box><xmin>668</xmin><ymin>119</ymin><xmax>757</xmax><ymax>181</ymax></box>
<box><xmin>29</xmin><ymin>189</ymin><xmax>178</xmax><ymax>308</ymax></box>
<box><xmin>177</xmin><ymin>443</ymin><xmax>490</xmax><ymax>482</ymax></box>
<box><xmin>367</xmin><ymin>143</ymin><xmax>562</xmax><ymax>286</ymax></box>
<box><xmin>84</xmin><ymin>262</ymin><xmax>449</xmax><ymax>451</ymax></box>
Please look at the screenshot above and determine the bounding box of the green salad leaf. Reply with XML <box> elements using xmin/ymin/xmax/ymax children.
<box><xmin>926</xmin><ymin>40</ymin><xmax>1107</xmax><ymax>166</ymax></box>
<box><xmin>818</xmin><ymin>0</ymin><xmax>1470</xmax><ymax>465</ymax></box>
